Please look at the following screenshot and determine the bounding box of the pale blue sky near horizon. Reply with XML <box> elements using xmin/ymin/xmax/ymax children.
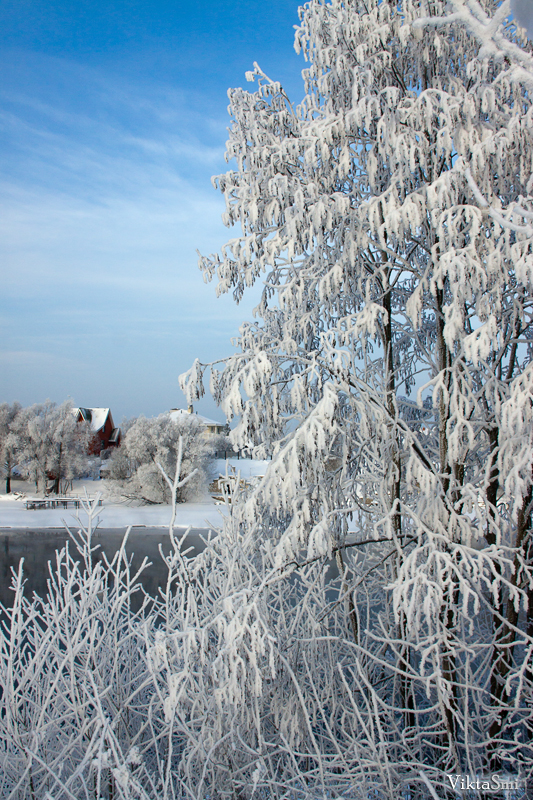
<box><xmin>0</xmin><ymin>0</ymin><xmax>304</xmax><ymax>423</ymax></box>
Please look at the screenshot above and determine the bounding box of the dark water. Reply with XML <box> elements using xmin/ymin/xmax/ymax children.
<box><xmin>0</xmin><ymin>528</ymin><xmax>344</xmax><ymax>620</ymax></box>
<box><xmin>0</xmin><ymin>527</ymin><xmax>209</xmax><ymax>609</ymax></box>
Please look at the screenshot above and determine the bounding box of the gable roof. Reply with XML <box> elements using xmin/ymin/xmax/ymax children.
<box><xmin>75</xmin><ymin>407</ymin><xmax>111</xmax><ymax>432</ymax></box>
<box><xmin>169</xmin><ymin>409</ymin><xmax>224</xmax><ymax>428</ymax></box>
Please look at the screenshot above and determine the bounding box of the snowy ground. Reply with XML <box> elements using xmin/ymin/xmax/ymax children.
<box><xmin>0</xmin><ymin>484</ymin><xmax>209</xmax><ymax>532</ymax></box>
<box><xmin>0</xmin><ymin>488</ymin><xmax>225</xmax><ymax>530</ymax></box>
<box><xmin>0</xmin><ymin>459</ymin><xmax>269</xmax><ymax>530</ymax></box>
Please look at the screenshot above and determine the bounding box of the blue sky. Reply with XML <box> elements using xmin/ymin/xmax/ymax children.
<box><xmin>0</xmin><ymin>0</ymin><xmax>304</xmax><ymax>422</ymax></box>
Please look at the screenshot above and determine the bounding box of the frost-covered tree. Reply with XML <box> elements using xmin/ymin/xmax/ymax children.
<box><xmin>107</xmin><ymin>414</ymin><xmax>210</xmax><ymax>504</ymax></box>
<box><xmin>0</xmin><ymin>401</ymin><xmax>22</xmax><ymax>493</ymax></box>
<box><xmin>14</xmin><ymin>400</ymin><xmax>91</xmax><ymax>493</ymax></box>
<box><xmin>180</xmin><ymin>0</ymin><xmax>533</xmax><ymax>788</ymax></box>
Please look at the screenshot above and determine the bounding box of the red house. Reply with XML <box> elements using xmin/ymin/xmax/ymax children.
<box><xmin>75</xmin><ymin>408</ymin><xmax>121</xmax><ymax>455</ymax></box>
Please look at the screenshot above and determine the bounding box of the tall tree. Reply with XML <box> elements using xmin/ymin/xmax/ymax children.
<box><xmin>181</xmin><ymin>0</ymin><xmax>533</xmax><ymax>787</ymax></box>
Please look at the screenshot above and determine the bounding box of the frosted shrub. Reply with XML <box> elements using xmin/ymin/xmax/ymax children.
<box><xmin>0</xmin><ymin>525</ymin><xmax>153</xmax><ymax>798</ymax></box>
<box><xmin>0</xmin><ymin>491</ymin><xmax>530</xmax><ymax>798</ymax></box>
<box><xmin>0</xmin><ymin>500</ymin><xmax>419</xmax><ymax>799</ymax></box>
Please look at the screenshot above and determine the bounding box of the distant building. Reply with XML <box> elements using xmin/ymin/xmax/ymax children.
<box><xmin>169</xmin><ymin>405</ymin><xmax>227</xmax><ymax>437</ymax></box>
<box><xmin>75</xmin><ymin>408</ymin><xmax>121</xmax><ymax>454</ymax></box>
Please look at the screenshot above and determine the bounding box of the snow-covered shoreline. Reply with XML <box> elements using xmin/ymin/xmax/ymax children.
<box><xmin>0</xmin><ymin>496</ymin><xmax>226</xmax><ymax>530</ymax></box>
<box><xmin>0</xmin><ymin>480</ymin><xmax>225</xmax><ymax>530</ymax></box>
<box><xmin>0</xmin><ymin>459</ymin><xmax>269</xmax><ymax>530</ymax></box>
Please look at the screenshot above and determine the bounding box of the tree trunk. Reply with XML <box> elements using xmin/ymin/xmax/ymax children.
<box><xmin>488</xmin><ymin>483</ymin><xmax>533</xmax><ymax>767</ymax></box>
<box><xmin>382</xmin><ymin>270</ymin><xmax>415</xmax><ymax>729</ymax></box>
<box><xmin>435</xmin><ymin>283</ymin><xmax>459</xmax><ymax>747</ymax></box>
<box><xmin>53</xmin><ymin>443</ymin><xmax>62</xmax><ymax>494</ymax></box>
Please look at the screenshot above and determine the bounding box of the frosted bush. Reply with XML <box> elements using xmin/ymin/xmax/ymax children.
<box><xmin>0</xmin><ymin>486</ymin><xmax>530</xmax><ymax>799</ymax></box>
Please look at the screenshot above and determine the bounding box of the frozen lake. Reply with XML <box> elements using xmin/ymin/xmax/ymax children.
<box><xmin>0</xmin><ymin>527</ymin><xmax>210</xmax><ymax>609</ymax></box>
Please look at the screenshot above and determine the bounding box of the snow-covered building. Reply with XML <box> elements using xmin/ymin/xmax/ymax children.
<box><xmin>75</xmin><ymin>407</ymin><xmax>121</xmax><ymax>454</ymax></box>
<box><xmin>169</xmin><ymin>406</ymin><xmax>226</xmax><ymax>437</ymax></box>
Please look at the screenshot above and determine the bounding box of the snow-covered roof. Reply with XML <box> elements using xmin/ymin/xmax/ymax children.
<box><xmin>74</xmin><ymin>408</ymin><xmax>110</xmax><ymax>432</ymax></box>
<box><xmin>169</xmin><ymin>409</ymin><xmax>225</xmax><ymax>428</ymax></box>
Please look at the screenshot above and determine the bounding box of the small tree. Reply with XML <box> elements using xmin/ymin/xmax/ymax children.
<box><xmin>107</xmin><ymin>414</ymin><xmax>210</xmax><ymax>504</ymax></box>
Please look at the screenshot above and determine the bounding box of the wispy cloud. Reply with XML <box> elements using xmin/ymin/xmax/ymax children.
<box><xmin>0</xmin><ymin>75</ymin><xmax>227</xmax><ymax>197</ymax></box>
<box><xmin>0</xmin><ymin>54</ymin><xmax>257</xmax><ymax>416</ymax></box>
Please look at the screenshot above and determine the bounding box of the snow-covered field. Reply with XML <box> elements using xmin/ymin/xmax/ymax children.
<box><xmin>0</xmin><ymin>459</ymin><xmax>269</xmax><ymax>529</ymax></box>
